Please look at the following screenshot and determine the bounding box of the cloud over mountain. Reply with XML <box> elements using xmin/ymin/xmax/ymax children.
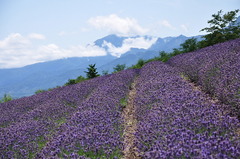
<box><xmin>0</xmin><ymin>33</ymin><xmax>107</xmax><ymax>68</ymax></box>
<box><xmin>88</xmin><ymin>14</ymin><xmax>148</xmax><ymax>36</ymax></box>
<box><xmin>102</xmin><ymin>36</ymin><xmax>157</xmax><ymax>57</ymax></box>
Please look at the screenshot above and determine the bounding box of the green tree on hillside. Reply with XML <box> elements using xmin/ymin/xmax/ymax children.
<box><xmin>65</xmin><ymin>76</ymin><xmax>86</xmax><ymax>86</ymax></box>
<box><xmin>75</xmin><ymin>75</ymin><xmax>86</xmax><ymax>83</ymax></box>
<box><xmin>65</xmin><ymin>79</ymin><xmax>76</xmax><ymax>86</ymax></box>
<box><xmin>200</xmin><ymin>9</ymin><xmax>240</xmax><ymax>48</ymax></box>
<box><xmin>0</xmin><ymin>94</ymin><xmax>13</xmax><ymax>103</ymax></box>
<box><xmin>102</xmin><ymin>70</ymin><xmax>109</xmax><ymax>75</ymax></box>
<box><xmin>180</xmin><ymin>37</ymin><xmax>198</xmax><ymax>53</ymax></box>
<box><xmin>130</xmin><ymin>59</ymin><xmax>145</xmax><ymax>69</ymax></box>
<box><xmin>113</xmin><ymin>64</ymin><xmax>126</xmax><ymax>73</ymax></box>
<box><xmin>85</xmin><ymin>64</ymin><xmax>99</xmax><ymax>79</ymax></box>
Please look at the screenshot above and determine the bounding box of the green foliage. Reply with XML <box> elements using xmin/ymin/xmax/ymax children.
<box><xmin>35</xmin><ymin>89</ymin><xmax>46</xmax><ymax>94</ymax></box>
<box><xmin>55</xmin><ymin>117</ymin><xmax>67</xmax><ymax>126</ymax></box>
<box><xmin>158</xmin><ymin>51</ymin><xmax>171</xmax><ymax>62</ymax></box>
<box><xmin>37</xmin><ymin>136</ymin><xmax>47</xmax><ymax>150</ymax></box>
<box><xmin>113</xmin><ymin>64</ymin><xmax>126</xmax><ymax>73</ymax></box>
<box><xmin>102</xmin><ymin>70</ymin><xmax>109</xmax><ymax>75</ymax></box>
<box><xmin>65</xmin><ymin>79</ymin><xmax>76</xmax><ymax>86</ymax></box>
<box><xmin>129</xmin><ymin>59</ymin><xmax>146</xmax><ymax>69</ymax></box>
<box><xmin>200</xmin><ymin>9</ymin><xmax>240</xmax><ymax>48</ymax></box>
<box><xmin>180</xmin><ymin>38</ymin><xmax>198</xmax><ymax>53</ymax></box>
<box><xmin>85</xmin><ymin>64</ymin><xmax>100</xmax><ymax>79</ymax></box>
<box><xmin>75</xmin><ymin>75</ymin><xmax>86</xmax><ymax>83</ymax></box>
<box><xmin>0</xmin><ymin>94</ymin><xmax>13</xmax><ymax>103</ymax></box>
<box><xmin>120</xmin><ymin>98</ymin><xmax>127</xmax><ymax>109</ymax></box>
<box><xmin>171</xmin><ymin>48</ymin><xmax>182</xmax><ymax>56</ymax></box>
<box><xmin>35</xmin><ymin>86</ymin><xmax>60</xmax><ymax>94</ymax></box>
<box><xmin>65</xmin><ymin>76</ymin><xmax>86</xmax><ymax>86</ymax></box>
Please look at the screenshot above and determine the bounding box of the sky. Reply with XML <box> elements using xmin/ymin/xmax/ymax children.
<box><xmin>0</xmin><ymin>0</ymin><xmax>239</xmax><ymax>68</ymax></box>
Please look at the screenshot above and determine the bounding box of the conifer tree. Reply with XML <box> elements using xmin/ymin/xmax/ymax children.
<box><xmin>85</xmin><ymin>64</ymin><xmax>99</xmax><ymax>79</ymax></box>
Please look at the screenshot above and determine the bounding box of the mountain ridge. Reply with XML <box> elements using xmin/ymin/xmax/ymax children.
<box><xmin>0</xmin><ymin>34</ymin><xmax>202</xmax><ymax>98</ymax></box>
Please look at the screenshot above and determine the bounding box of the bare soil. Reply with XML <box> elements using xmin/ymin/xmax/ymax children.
<box><xmin>122</xmin><ymin>80</ymin><xmax>141</xmax><ymax>159</ymax></box>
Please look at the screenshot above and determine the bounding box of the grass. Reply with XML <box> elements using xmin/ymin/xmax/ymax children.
<box><xmin>55</xmin><ymin>117</ymin><xmax>67</xmax><ymax>126</ymax></box>
<box><xmin>120</xmin><ymin>98</ymin><xmax>127</xmax><ymax>109</ymax></box>
<box><xmin>37</xmin><ymin>136</ymin><xmax>47</xmax><ymax>150</ymax></box>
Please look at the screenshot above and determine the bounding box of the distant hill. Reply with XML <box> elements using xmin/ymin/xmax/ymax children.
<box><xmin>0</xmin><ymin>34</ymin><xmax>202</xmax><ymax>98</ymax></box>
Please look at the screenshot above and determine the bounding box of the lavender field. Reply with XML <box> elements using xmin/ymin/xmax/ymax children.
<box><xmin>0</xmin><ymin>39</ymin><xmax>240</xmax><ymax>158</ymax></box>
<box><xmin>134</xmin><ymin>61</ymin><xmax>239</xmax><ymax>158</ymax></box>
<box><xmin>168</xmin><ymin>38</ymin><xmax>240</xmax><ymax>117</ymax></box>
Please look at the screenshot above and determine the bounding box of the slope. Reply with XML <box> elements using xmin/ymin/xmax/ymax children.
<box><xmin>0</xmin><ymin>39</ymin><xmax>239</xmax><ymax>158</ymax></box>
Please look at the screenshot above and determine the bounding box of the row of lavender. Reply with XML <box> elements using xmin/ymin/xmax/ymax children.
<box><xmin>168</xmin><ymin>38</ymin><xmax>240</xmax><ymax>117</ymax></box>
<box><xmin>0</xmin><ymin>69</ymin><xmax>138</xmax><ymax>158</ymax></box>
<box><xmin>37</xmin><ymin>69</ymin><xmax>138</xmax><ymax>158</ymax></box>
<box><xmin>134</xmin><ymin>61</ymin><xmax>239</xmax><ymax>158</ymax></box>
<box><xmin>0</xmin><ymin>76</ymin><xmax>103</xmax><ymax>127</ymax></box>
<box><xmin>0</xmin><ymin>76</ymin><xmax>104</xmax><ymax>158</ymax></box>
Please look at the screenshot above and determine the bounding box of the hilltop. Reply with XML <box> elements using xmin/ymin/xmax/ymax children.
<box><xmin>0</xmin><ymin>38</ymin><xmax>239</xmax><ymax>158</ymax></box>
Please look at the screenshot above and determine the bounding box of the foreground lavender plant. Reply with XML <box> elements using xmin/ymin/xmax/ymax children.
<box><xmin>134</xmin><ymin>61</ymin><xmax>240</xmax><ymax>158</ymax></box>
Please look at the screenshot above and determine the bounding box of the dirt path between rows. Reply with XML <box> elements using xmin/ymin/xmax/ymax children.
<box><xmin>122</xmin><ymin>79</ymin><xmax>141</xmax><ymax>159</ymax></box>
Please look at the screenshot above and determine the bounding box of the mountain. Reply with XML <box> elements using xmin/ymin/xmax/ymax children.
<box><xmin>94</xmin><ymin>34</ymin><xmax>128</xmax><ymax>48</ymax></box>
<box><xmin>149</xmin><ymin>35</ymin><xmax>203</xmax><ymax>52</ymax></box>
<box><xmin>98</xmin><ymin>35</ymin><xmax>203</xmax><ymax>72</ymax></box>
<box><xmin>0</xmin><ymin>55</ymin><xmax>115</xmax><ymax>97</ymax></box>
<box><xmin>0</xmin><ymin>34</ymin><xmax>202</xmax><ymax>98</ymax></box>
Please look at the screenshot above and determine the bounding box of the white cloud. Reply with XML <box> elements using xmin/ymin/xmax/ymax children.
<box><xmin>180</xmin><ymin>24</ymin><xmax>189</xmax><ymax>32</ymax></box>
<box><xmin>103</xmin><ymin>36</ymin><xmax>157</xmax><ymax>57</ymax></box>
<box><xmin>160</xmin><ymin>20</ymin><xmax>176</xmax><ymax>30</ymax></box>
<box><xmin>0</xmin><ymin>33</ymin><xmax>107</xmax><ymax>68</ymax></box>
<box><xmin>0</xmin><ymin>33</ymin><xmax>30</xmax><ymax>49</ymax></box>
<box><xmin>28</xmin><ymin>33</ymin><xmax>46</xmax><ymax>40</ymax></box>
<box><xmin>88</xmin><ymin>14</ymin><xmax>148</xmax><ymax>36</ymax></box>
<box><xmin>70</xmin><ymin>44</ymin><xmax>106</xmax><ymax>57</ymax></box>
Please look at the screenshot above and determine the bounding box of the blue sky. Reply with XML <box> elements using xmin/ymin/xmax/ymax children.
<box><xmin>0</xmin><ymin>0</ymin><xmax>239</xmax><ymax>68</ymax></box>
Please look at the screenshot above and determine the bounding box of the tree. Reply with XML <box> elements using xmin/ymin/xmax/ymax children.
<box><xmin>0</xmin><ymin>94</ymin><xmax>12</xmax><ymax>103</ymax></box>
<box><xmin>200</xmin><ymin>9</ymin><xmax>240</xmax><ymax>47</ymax></box>
<box><xmin>171</xmin><ymin>48</ymin><xmax>182</xmax><ymax>56</ymax></box>
<box><xmin>130</xmin><ymin>59</ymin><xmax>145</xmax><ymax>69</ymax></box>
<box><xmin>35</xmin><ymin>89</ymin><xmax>46</xmax><ymax>94</ymax></box>
<box><xmin>158</xmin><ymin>51</ymin><xmax>171</xmax><ymax>62</ymax></box>
<box><xmin>180</xmin><ymin>38</ymin><xmax>198</xmax><ymax>53</ymax></box>
<box><xmin>65</xmin><ymin>79</ymin><xmax>76</xmax><ymax>86</ymax></box>
<box><xmin>102</xmin><ymin>70</ymin><xmax>109</xmax><ymax>75</ymax></box>
<box><xmin>75</xmin><ymin>75</ymin><xmax>86</xmax><ymax>83</ymax></box>
<box><xmin>113</xmin><ymin>64</ymin><xmax>126</xmax><ymax>73</ymax></box>
<box><xmin>85</xmin><ymin>64</ymin><xmax>99</xmax><ymax>79</ymax></box>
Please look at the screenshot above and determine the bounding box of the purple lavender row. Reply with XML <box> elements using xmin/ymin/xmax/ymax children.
<box><xmin>134</xmin><ymin>61</ymin><xmax>239</xmax><ymax>158</ymax></box>
<box><xmin>0</xmin><ymin>76</ymin><xmax>103</xmax><ymax>127</ymax></box>
<box><xmin>37</xmin><ymin>69</ymin><xmax>139</xmax><ymax>158</ymax></box>
<box><xmin>0</xmin><ymin>77</ymin><xmax>106</xmax><ymax>158</ymax></box>
<box><xmin>167</xmin><ymin>38</ymin><xmax>240</xmax><ymax>117</ymax></box>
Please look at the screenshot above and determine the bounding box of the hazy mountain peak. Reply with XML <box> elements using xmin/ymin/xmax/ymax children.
<box><xmin>94</xmin><ymin>34</ymin><xmax>127</xmax><ymax>48</ymax></box>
